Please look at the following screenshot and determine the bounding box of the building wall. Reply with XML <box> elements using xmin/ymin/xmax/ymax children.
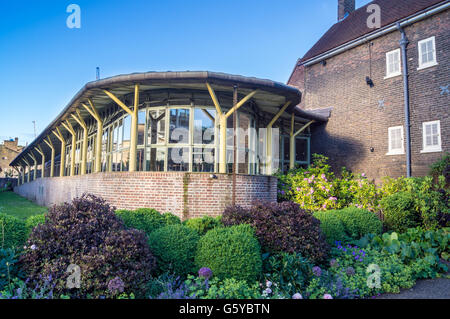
<box><xmin>288</xmin><ymin>9</ymin><xmax>449</xmax><ymax>181</ymax></box>
<box><xmin>14</xmin><ymin>172</ymin><xmax>277</xmax><ymax>219</ymax></box>
<box><xmin>0</xmin><ymin>138</ymin><xmax>23</xmax><ymax>178</ymax></box>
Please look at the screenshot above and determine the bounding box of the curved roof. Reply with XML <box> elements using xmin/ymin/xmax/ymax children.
<box><xmin>10</xmin><ymin>71</ymin><xmax>326</xmax><ymax>167</ymax></box>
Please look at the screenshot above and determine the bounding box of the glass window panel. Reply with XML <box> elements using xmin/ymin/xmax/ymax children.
<box><xmin>148</xmin><ymin>110</ymin><xmax>166</xmax><ymax>145</ymax></box>
<box><xmin>123</xmin><ymin>115</ymin><xmax>131</xmax><ymax>148</ymax></box>
<box><xmin>137</xmin><ymin>148</ymin><xmax>145</xmax><ymax>171</ymax></box>
<box><xmin>137</xmin><ymin>111</ymin><xmax>145</xmax><ymax>146</ymax></box>
<box><xmin>169</xmin><ymin>109</ymin><xmax>190</xmax><ymax>144</ymax></box>
<box><xmin>168</xmin><ymin>147</ymin><xmax>189</xmax><ymax>171</ymax></box>
<box><xmin>295</xmin><ymin>138</ymin><xmax>308</xmax><ymax>162</ymax></box>
<box><xmin>121</xmin><ymin>149</ymin><xmax>130</xmax><ymax>171</ymax></box>
<box><xmin>194</xmin><ymin>109</ymin><xmax>215</xmax><ymax>144</ymax></box>
<box><xmin>192</xmin><ymin>148</ymin><xmax>215</xmax><ymax>172</ymax></box>
<box><xmin>283</xmin><ymin>136</ymin><xmax>290</xmax><ymax>161</ymax></box>
<box><xmin>147</xmin><ymin>148</ymin><xmax>165</xmax><ymax>172</ymax></box>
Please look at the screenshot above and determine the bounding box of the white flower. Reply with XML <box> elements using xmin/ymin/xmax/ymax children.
<box><xmin>30</xmin><ymin>244</ymin><xmax>36</xmax><ymax>250</ymax></box>
<box><xmin>292</xmin><ymin>293</ymin><xmax>303</xmax><ymax>299</ymax></box>
<box><xmin>266</xmin><ymin>280</ymin><xmax>272</xmax><ymax>288</ymax></box>
<box><xmin>264</xmin><ymin>288</ymin><xmax>272</xmax><ymax>295</ymax></box>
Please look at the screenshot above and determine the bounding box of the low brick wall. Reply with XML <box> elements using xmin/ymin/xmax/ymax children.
<box><xmin>13</xmin><ymin>172</ymin><xmax>277</xmax><ymax>219</ymax></box>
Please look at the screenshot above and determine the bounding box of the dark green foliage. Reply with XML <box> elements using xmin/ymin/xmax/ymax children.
<box><xmin>263</xmin><ymin>252</ymin><xmax>312</xmax><ymax>296</ymax></box>
<box><xmin>195</xmin><ymin>224</ymin><xmax>262</xmax><ymax>282</ymax></box>
<box><xmin>313</xmin><ymin>211</ymin><xmax>348</xmax><ymax>244</ymax></box>
<box><xmin>184</xmin><ymin>216</ymin><xmax>223</xmax><ymax>235</ymax></box>
<box><xmin>162</xmin><ymin>212</ymin><xmax>182</xmax><ymax>226</ymax></box>
<box><xmin>148</xmin><ymin>224</ymin><xmax>200</xmax><ymax>276</ymax></box>
<box><xmin>429</xmin><ymin>153</ymin><xmax>449</xmax><ymax>179</ymax></box>
<box><xmin>0</xmin><ymin>213</ymin><xmax>27</xmax><ymax>249</ymax></box>
<box><xmin>331</xmin><ymin>207</ymin><xmax>382</xmax><ymax>239</ymax></box>
<box><xmin>21</xmin><ymin>194</ymin><xmax>156</xmax><ymax>298</ymax></box>
<box><xmin>0</xmin><ymin>248</ymin><xmax>25</xmax><ymax>291</ymax></box>
<box><xmin>116</xmin><ymin>208</ymin><xmax>181</xmax><ymax>237</ymax></box>
<box><xmin>222</xmin><ymin>201</ymin><xmax>329</xmax><ymax>264</ymax></box>
<box><xmin>25</xmin><ymin>214</ymin><xmax>46</xmax><ymax>235</ymax></box>
<box><xmin>380</xmin><ymin>192</ymin><xmax>421</xmax><ymax>233</ymax></box>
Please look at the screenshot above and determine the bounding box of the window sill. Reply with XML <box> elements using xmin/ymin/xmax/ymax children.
<box><xmin>384</xmin><ymin>73</ymin><xmax>402</xmax><ymax>80</ymax></box>
<box><xmin>386</xmin><ymin>151</ymin><xmax>405</xmax><ymax>156</ymax></box>
<box><xmin>417</xmin><ymin>62</ymin><xmax>438</xmax><ymax>71</ymax></box>
<box><xmin>420</xmin><ymin>148</ymin><xmax>442</xmax><ymax>154</ymax></box>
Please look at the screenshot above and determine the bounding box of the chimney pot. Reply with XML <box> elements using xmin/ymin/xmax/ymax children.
<box><xmin>338</xmin><ymin>0</ymin><xmax>355</xmax><ymax>21</ymax></box>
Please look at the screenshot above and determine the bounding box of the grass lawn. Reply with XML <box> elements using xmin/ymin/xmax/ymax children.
<box><xmin>0</xmin><ymin>191</ymin><xmax>47</xmax><ymax>220</ymax></box>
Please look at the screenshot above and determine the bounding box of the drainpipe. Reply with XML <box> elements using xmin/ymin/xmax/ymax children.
<box><xmin>397</xmin><ymin>22</ymin><xmax>411</xmax><ymax>178</ymax></box>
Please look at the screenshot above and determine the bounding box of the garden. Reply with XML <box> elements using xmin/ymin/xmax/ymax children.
<box><xmin>0</xmin><ymin>154</ymin><xmax>448</xmax><ymax>299</ymax></box>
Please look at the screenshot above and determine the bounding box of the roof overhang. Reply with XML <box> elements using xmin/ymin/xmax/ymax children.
<box><xmin>10</xmin><ymin>71</ymin><xmax>325</xmax><ymax>167</ymax></box>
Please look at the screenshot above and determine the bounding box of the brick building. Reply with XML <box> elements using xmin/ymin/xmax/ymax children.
<box><xmin>0</xmin><ymin>138</ymin><xmax>23</xmax><ymax>178</ymax></box>
<box><xmin>288</xmin><ymin>0</ymin><xmax>449</xmax><ymax>181</ymax></box>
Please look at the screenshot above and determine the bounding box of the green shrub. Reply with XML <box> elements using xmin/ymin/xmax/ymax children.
<box><xmin>184</xmin><ymin>216</ymin><xmax>223</xmax><ymax>235</ymax></box>
<box><xmin>429</xmin><ymin>153</ymin><xmax>449</xmax><ymax>177</ymax></box>
<box><xmin>116</xmin><ymin>208</ymin><xmax>181</xmax><ymax>237</ymax></box>
<box><xmin>0</xmin><ymin>248</ymin><xmax>25</xmax><ymax>291</ymax></box>
<box><xmin>0</xmin><ymin>213</ymin><xmax>27</xmax><ymax>249</ymax></box>
<box><xmin>331</xmin><ymin>207</ymin><xmax>382</xmax><ymax>239</ymax></box>
<box><xmin>313</xmin><ymin>211</ymin><xmax>347</xmax><ymax>244</ymax></box>
<box><xmin>380</xmin><ymin>192</ymin><xmax>420</xmax><ymax>233</ymax></box>
<box><xmin>195</xmin><ymin>224</ymin><xmax>262</xmax><ymax>282</ymax></box>
<box><xmin>162</xmin><ymin>212</ymin><xmax>182</xmax><ymax>226</ymax></box>
<box><xmin>222</xmin><ymin>201</ymin><xmax>329</xmax><ymax>264</ymax></box>
<box><xmin>148</xmin><ymin>224</ymin><xmax>200</xmax><ymax>276</ymax></box>
<box><xmin>25</xmin><ymin>214</ymin><xmax>46</xmax><ymax>235</ymax></box>
<box><xmin>205</xmin><ymin>278</ymin><xmax>261</xmax><ymax>299</ymax></box>
<box><xmin>21</xmin><ymin>194</ymin><xmax>156</xmax><ymax>298</ymax></box>
<box><xmin>262</xmin><ymin>252</ymin><xmax>312</xmax><ymax>297</ymax></box>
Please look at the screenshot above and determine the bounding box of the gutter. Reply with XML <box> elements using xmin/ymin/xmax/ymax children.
<box><xmin>302</xmin><ymin>1</ymin><xmax>450</xmax><ymax>66</ymax></box>
<box><xmin>397</xmin><ymin>23</ymin><xmax>412</xmax><ymax>178</ymax></box>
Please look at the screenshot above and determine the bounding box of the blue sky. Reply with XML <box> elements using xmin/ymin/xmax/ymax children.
<box><xmin>0</xmin><ymin>0</ymin><xmax>371</xmax><ymax>145</ymax></box>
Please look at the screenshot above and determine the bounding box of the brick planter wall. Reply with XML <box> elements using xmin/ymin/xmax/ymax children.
<box><xmin>13</xmin><ymin>172</ymin><xmax>278</xmax><ymax>219</ymax></box>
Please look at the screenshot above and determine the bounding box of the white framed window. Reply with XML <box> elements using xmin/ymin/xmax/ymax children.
<box><xmin>421</xmin><ymin>120</ymin><xmax>442</xmax><ymax>153</ymax></box>
<box><xmin>385</xmin><ymin>49</ymin><xmax>401</xmax><ymax>79</ymax></box>
<box><xmin>418</xmin><ymin>36</ymin><xmax>438</xmax><ymax>70</ymax></box>
<box><xmin>387</xmin><ymin>126</ymin><xmax>404</xmax><ymax>155</ymax></box>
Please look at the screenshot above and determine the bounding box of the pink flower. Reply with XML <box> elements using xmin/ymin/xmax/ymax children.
<box><xmin>328</xmin><ymin>196</ymin><xmax>337</xmax><ymax>201</ymax></box>
<box><xmin>322</xmin><ymin>203</ymin><xmax>327</xmax><ymax>209</ymax></box>
<box><xmin>292</xmin><ymin>293</ymin><xmax>303</xmax><ymax>299</ymax></box>
<box><xmin>309</xmin><ymin>188</ymin><xmax>314</xmax><ymax>195</ymax></box>
<box><xmin>362</xmin><ymin>173</ymin><xmax>366</xmax><ymax>177</ymax></box>
<box><xmin>296</xmin><ymin>187</ymin><xmax>301</xmax><ymax>192</ymax></box>
<box><xmin>321</xmin><ymin>174</ymin><xmax>326</xmax><ymax>179</ymax></box>
<box><xmin>323</xmin><ymin>294</ymin><xmax>333</xmax><ymax>299</ymax></box>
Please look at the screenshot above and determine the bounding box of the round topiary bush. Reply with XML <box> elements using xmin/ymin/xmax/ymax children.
<box><xmin>116</xmin><ymin>208</ymin><xmax>180</xmax><ymax>237</ymax></box>
<box><xmin>25</xmin><ymin>213</ymin><xmax>46</xmax><ymax>235</ymax></box>
<box><xmin>222</xmin><ymin>201</ymin><xmax>329</xmax><ymax>264</ymax></box>
<box><xmin>195</xmin><ymin>224</ymin><xmax>262</xmax><ymax>282</ymax></box>
<box><xmin>332</xmin><ymin>207</ymin><xmax>382</xmax><ymax>239</ymax></box>
<box><xmin>0</xmin><ymin>213</ymin><xmax>27</xmax><ymax>249</ymax></box>
<box><xmin>380</xmin><ymin>192</ymin><xmax>420</xmax><ymax>233</ymax></box>
<box><xmin>184</xmin><ymin>216</ymin><xmax>223</xmax><ymax>235</ymax></box>
<box><xmin>21</xmin><ymin>194</ymin><xmax>156</xmax><ymax>298</ymax></box>
<box><xmin>148</xmin><ymin>224</ymin><xmax>200</xmax><ymax>276</ymax></box>
<box><xmin>313</xmin><ymin>211</ymin><xmax>347</xmax><ymax>244</ymax></box>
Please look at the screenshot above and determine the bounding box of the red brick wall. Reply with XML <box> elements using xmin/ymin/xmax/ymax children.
<box><xmin>288</xmin><ymin>10</ymin><xmax>449</xmax><ymax>181</ymax></box>
<box><xmin>14</xmin><ymin>172</ymin><xmax>277</xmax><ymax>219</ymax></box>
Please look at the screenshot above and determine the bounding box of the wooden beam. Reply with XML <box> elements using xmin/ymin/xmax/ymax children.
<box><xmin>205</xmin><ymin>82</ymin><xmax>223</xmax><ymax>116</ymax></box>
<box><xmin>225</xmin><ymin>90</ymin><xmax>258</xmax><ymax>119</ymax></box>
<box><xmin>103</xmin><ymin>90</ymin><xmax>133</xmax><ymax>115</ymax></box>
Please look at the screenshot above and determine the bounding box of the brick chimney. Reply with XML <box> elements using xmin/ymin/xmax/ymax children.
<box><xmin>338</xmin><ymin>0</ymin><xmax>355</xmax><ymax>21</ymax></box>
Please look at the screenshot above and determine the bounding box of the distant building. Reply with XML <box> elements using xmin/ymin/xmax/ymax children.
<box><xmin>288</xmin><ymin>0</ymin><xmax>449</xmax><ymax>181</ymax></box>
<box><xmin>0</xmin><ymin>138</ymin><xmax>23</xmax><ymax>177</ymax></box>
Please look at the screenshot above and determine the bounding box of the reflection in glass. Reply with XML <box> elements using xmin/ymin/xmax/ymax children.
<box><xmin>147</xmin><ymin>148</ymin><xmax>165</xmax><ymax>171</ymax></box>
<box><xmin>194</xmin><ymin>109</ymin><xmax>215</xmax><ymax>144</ymax></box>
<box><xmin>192</xmin><ymin>148</ymin><xmax>215</xmax><ymax>172</ymax></box>
<box><xmin>169</xmin><ymin>109</ymin><xmax>190</xmax><ymax>144</ymax></box>
<box><xmin>168</xmin><ymin>147</ymin><xmax>189</xmax><ymax>171</ymax></box>
<box><xmin>148</xmin><ymin>110</ymin><xmax>166</xmax><ymax>144</ymax></box>
<box><xmin>137</xmin><ymin>111</ymin><xmax>145</xmax><ymax>145</ymax></box>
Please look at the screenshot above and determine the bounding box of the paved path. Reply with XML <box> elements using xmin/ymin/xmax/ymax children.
<box><xmin>377</xmin><ymin>276</ymin><xmax>450</xmax><ymax>299</ymax></box>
